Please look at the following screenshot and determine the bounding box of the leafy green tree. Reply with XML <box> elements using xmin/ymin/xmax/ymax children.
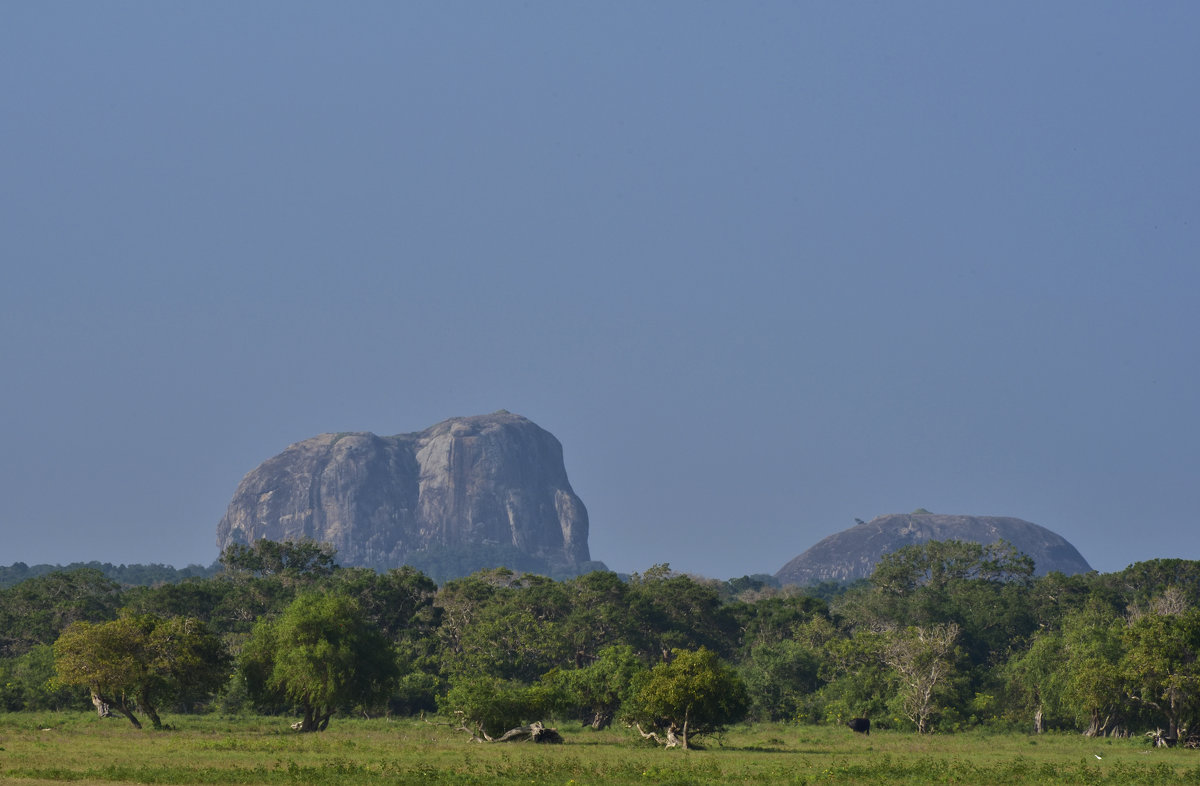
<box><xmin>331</xmin><ymin>567</ymin><xmax>440</xmax><ymax>641</ymax></box>
<box><xmin>438</xmin><ymin>675</ymin><xmax>552</xmax><ymax>739</ymax></box>
<box><xmin>0</xmin><ymin>644</ymin><xmax>83</xmax><ymax>711</ymax></box>
<box><xmin>1110</xmin><ymin>559</ymin><xmax>1200</xmax><ymax>613</ymax></box>
<box><xmin>624</xmin><ymin>647</ymin><xmax>749</xmax><ymax>749</ymax></box>
<box><xmin>1026</xmin><ymin>570</ymin><xmax>1112</xmax><ymax>631</ymax></box>
<box><xmin>1059</xmin><ymin>603</ymin><xmax>1127</xmax><ymax>736</ymax></box>
<box><xmin>121</xmin><ymin>579</ymin><xmax>231</xmax><ymax>625</ymax></box>
<box><xmin>219</xmin><ymin>538</ymin><xmax>338</xmax><ymax>583</ymax></box>
<box><xmin>240</xmin><ymin>592</ymin><xmax>398</xmax><ymax>731</ymax></box>
<box><xmin>52</xmin><ymin>615</ymin><xmax>230</xmax><ymax>729</ymax></box>
<box><xmin>209</xmin><ymin>574</ymin><xmax>295</xmax><ymax>635</ymax></box>
<box><xmin>1122</xmin><ymin>608</ymin><xmax>1200</xmax><ymax>739</ymax></box>
<box><xmin>541</xmin><ymin>644</ymin><xmax>647</xmax><ymax>729</ymax></box>
<box><xmin>814</xmin><ymin>627</ymin><xmax>893</xmax><ymax>727</ymax></box>
<box><xmin>727</xmin><ymin>593</ymin><xmax>829</xmax><ymax>653</ymax></box>
<box><xmin>1002</xmin><ymin>629</ymin><xmax>1069</xmax><ymax>732</ymax></box>
<box><xmin>625</xmin><ymin>565</ymin><xmax>737</xmax><ymax>658</ymax></box>
<box><xmin>405</xmin><ymin>543</ymin><xmax>558</xmax><ymax>583</ymax></box>
<box><xmin>332</xmin><ymin>566</ymin><xmax>443</xmax><ymax>713</ymax></box>
<box><xmin>844</xmin><ymin>539</ymin><xmax>1035</xmax><ymax>665</ymax></box>
<box><xmin>560</xmin><ymin>571</ymin><xmax>638</xmax><ymax>664</ymax></box>
<box><xmin>739</xmin><ymin>638</ymin><xmax>822</xmax><ymax>722</ymax></box>
<box><xmin>0</xmin><ymin>569</ymin><xmax>122</xmax><ymax>657</ymax></box>
<box><xmin>435</xmin><ymin>569</ymin><xmax>571</xmax><ymax>683</ymax></box>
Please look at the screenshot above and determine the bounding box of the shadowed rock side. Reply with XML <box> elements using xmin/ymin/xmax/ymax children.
<box><xmin>775</xmin><ymin>513</ymin><xmax>1092</xmax><ymax>586</ymax></box>
<box><xmin>216</xmin><ymin>411</ymin><xmax>590</xmax><ymax>572</ymax></box>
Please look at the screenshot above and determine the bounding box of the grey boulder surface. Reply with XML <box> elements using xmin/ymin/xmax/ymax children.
<box><xmin>216</xmin><ymin>411</ymin><xmax>591</xmax><ymax>572</ymax></box>
<box><xmin>775</xmin><ymin>512</ymin><xmax>1092</xmax><ymax>586</ymax></box>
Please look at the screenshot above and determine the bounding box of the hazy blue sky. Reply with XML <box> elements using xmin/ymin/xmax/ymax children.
<box><xmin>3</xmin><ymin>3</ymin><xmax>1197</xmax><ymax>579</ymax></box>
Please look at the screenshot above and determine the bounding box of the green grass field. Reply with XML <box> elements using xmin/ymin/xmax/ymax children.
<box><xmin>2</xmin><ymin>713</ymin><xmax>1199</xmax><ymax>785</ymax></box>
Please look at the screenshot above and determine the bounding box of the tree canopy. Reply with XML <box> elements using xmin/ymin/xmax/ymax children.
<box><xmin>240</xmin><ymin>591</ymin><xmax>399</xmax><ymax>731</ymax></box>
<box><xmin>53</xmin><ymin>615</ymin><xmax>229</xmax><ymax>729</ymax></box>
<box><xmin>624</xmin><ymin>648</ymin><xmax>749</xmax><ymax>749</ymax></box>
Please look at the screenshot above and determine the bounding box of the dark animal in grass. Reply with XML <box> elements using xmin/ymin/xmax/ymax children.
<box><xmin>847</xmin><ymin>717</ymin><xmax>870</xmax><ymax>735</ymax></box>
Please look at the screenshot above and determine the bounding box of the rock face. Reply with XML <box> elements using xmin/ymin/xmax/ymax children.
<box><xmin>216</xmin><ymin>411</ymin><xmax>591</xmax><ymax>572</ymax></box>
<box><xmin>775</xmin><ymin>513</ymin><xmax>1092</xmax><ymax>586</ymax></box>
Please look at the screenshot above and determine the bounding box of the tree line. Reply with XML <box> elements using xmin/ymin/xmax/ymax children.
<box><xmin>2</xmin><ymin>538</ymin><xmax>1199</xmax><ymax>746</ymax></box>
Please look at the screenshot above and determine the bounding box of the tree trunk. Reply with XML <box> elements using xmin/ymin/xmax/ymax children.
<box><xmin>141</xmin><ymin>700</ymin><xmax>163</xmax><ymax>730</ymax></box>
<box><xmin>1083</xmin><ymin>710</ymin><xmax>1111</xmax><ymax>737</ymax></box>
<box><xmin>111</xmin><ymin>697</ymin><xmax>143</xmax><ymax>729</ymax></box>
<box><xmin>294</xmin><ymin>706</ymin><xmax>331</xmax><ymax>732</ymax></box>
<box><xmin>91</xmin><ymin>692</ymin><xmax>112</xmax><ymax>719</ymax></box>
<box><xmin>1033</xmin><ymin>705</ymin><xmax>1044</xmax><ymax>734</ymax></box>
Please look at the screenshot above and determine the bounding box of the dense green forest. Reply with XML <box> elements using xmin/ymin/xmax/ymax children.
<box><xmin>3</xmin><ymin>539</ymin><xmax>1199</xmax><ymax>746</ymax></box>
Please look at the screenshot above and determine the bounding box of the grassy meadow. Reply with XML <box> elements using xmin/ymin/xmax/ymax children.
<box><xmin>2</xmin><ymin>713</ymin><xmax>1199</xmax><ymax>785</ymax></box>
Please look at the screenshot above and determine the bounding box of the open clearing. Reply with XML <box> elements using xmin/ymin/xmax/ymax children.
<box><xmin>2</xmin><ymin>713</ymin><xmax>1199</xmax><ymax>785</ymax></box>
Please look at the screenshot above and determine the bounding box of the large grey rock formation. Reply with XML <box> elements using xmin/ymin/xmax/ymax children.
<box><xmin>216</xmin><ymin>411</ymin><xmax>591</xmax><ymax>573</ymax></box>
<box><xmin>775</xmin><ymin>512</ymin><xmax>1092</xmax><ymax>586</ymax></box>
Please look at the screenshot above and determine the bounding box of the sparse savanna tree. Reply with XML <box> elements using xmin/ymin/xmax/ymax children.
<box><xmin>623</xmin><ymin>647</ymin><xmax>749</xmax><ymax>749</ymax></box>
<box><xmin>53</xmin><ymin>615</ymin><xmax>230</xmax><ymax>729</ymax></box>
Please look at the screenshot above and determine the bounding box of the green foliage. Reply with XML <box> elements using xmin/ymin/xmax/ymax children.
<box><xmin>52</xmin><ymin>614</ymin><xmax>230</xmax><ymax>728</ymax></box>
<box><xmin>559</xmin><ymin>570</ymin><xmax>638</xmax><ymax>662</ymax></box>
<box><xmin>0</xmin><ymin>644</ymin><xmax>84</xmax><ymax>711</ymax></box>
<box><xmin>626</xmin><ymin>565</ymin><xmax>737</xmax><ymax>657</ymax></box>
<box><xmin>0</xmin><ymin>569</ymin><xmax>123</xmax><ymax>657</ymax></box>
<box><xmin>739</xmin><ymin>638</ymin><xmax>822</xmax><ymax>722</ymax></box>
<box><xmin>219</xmin><ymin>538</ymin><xmax>338</xmax><ymax>583</ymax></box>
<box><xmin>1060</xmin><ymin>603</ymin><xmax>1128</xmax><ymax>735</ymax></box>
<box><xmin>330</xmin><ymin>566</ymin><xmax>440</xmax><ymax>641</ymax></box>
<box><xmin>839</xmin><ymin>539</ymin><xmax>1037</xmax><ymax>686</ymax></box>
<box><xmin>403</xmin><ymin>542</ymin><xmax>605</xmax><ymax>583</ymax></box>
<box><xmin>880</xmin><ymin>623</ymin><xmax>962</xmax><ymax>733</ymax></box>
<box><xmin>121</xmin><ymin>579</ymin><xmax>231</xmax><ymax>623</ymax></box>
<box><xmin>436</xmin><ymin>569</ymin><xmax>572</xmax><ymax>683</ymax></box>
<box><xmin>7</xmin><ymin>537</ymin><xmax>1200</xmax><ymax>741</ymax></box>
<box><xmin>624</xmin><ymin>647</ymin><xmax>749</xmax><ymax>748</ymax></box>
<box><xmin>0</xmin><ymin>561</ymin><xmax>218</xmax><ymax>590</ymax></box>
<box><xmin>540</xmin><ymin>644</ymin><xmax>647</xmax><ymax>729</ymax></box>
<box><xmin>1001</xmin><ymin>628</ymin><xmax>1070</xmax><ymax>730</ymax></box>
<box><xmin>438</xmin><ymin>675</ymin><xmax>551</xmax><ymax>738</ymax></box>
<box><xmin>1111</xmin><ymin>559</ymin><xmax>1200</xmax><ymax>612</ymax></box>
<box><xmin>239</xmin><ymin>592</ymin><xmax>399</xmax><ymax>731</ymax></box>
<box><xmin>1122</xmin><ymin>608</ymin><xmax>1200</xmax><ymax>736</ymax></box>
